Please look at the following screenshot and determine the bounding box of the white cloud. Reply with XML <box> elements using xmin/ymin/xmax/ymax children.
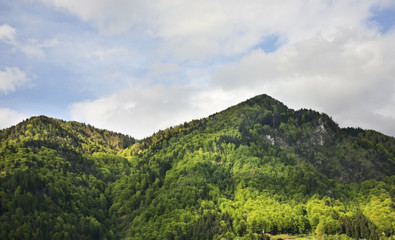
<box><xmin>37</xmin><ymin>0</ymin><xmax>149</xmax><ymax>34</ymax></box>
<box><xmin>69</xmin><ymin>85</ymin><xmax>254</xmax><ymax>138</ymax></box>
<box><xmin>69</xmin><ymin>85</ymin><xmax>192</xmax><ymax>138</ymax></box>
<box><xmin>0</xmin><ymin>108</ymin><xmax>26</xmax><ymax>130</ymax></box>
<box><xmin>19</xmin><ymin>43</ymin><xmax>46</xmax><ymax>59</ymax></box>
<box><xmin>213</xmin><ymin>27</ymin><xmax>395</xmax><ymax>136</ymax></box>
<box><xmin>0</xmin><ymin>67</ymin><xmax>31</xmax><ymax>94</ymax></box>
<box><xmin>35</xmin><ymin>0</ymin><xmax>392</xmax><ymax>61</ymax></box>
<box><xmin>0</xmin><ymin>24</ymin><xmax>16</xmax><ymax>42</ymax></box>
<box><xmin>0</xmin><ymin>24</ymin><xmax>57</xmax><ymax>59</ymax></box>
<box><xmin>20</xmin><ymin>38</ymin><xmax>59</xmax><ymax>59</ymax></box>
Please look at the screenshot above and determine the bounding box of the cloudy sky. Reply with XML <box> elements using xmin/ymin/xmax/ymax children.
<box><xmin>1</xmin><ymin>0</ymin><xmax>395</xmax><ymax>138</ymax></box>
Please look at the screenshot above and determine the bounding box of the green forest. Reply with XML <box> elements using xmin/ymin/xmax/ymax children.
<box><xmin>0</xmin><ymin>94</ymin><xmax>394</xmax><ymax>239</ymax></box>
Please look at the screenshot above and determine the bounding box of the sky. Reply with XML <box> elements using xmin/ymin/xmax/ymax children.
<box><xmin>1</xmin><ymin>0</ymin><xmax>395</xmax><ymax>139</ymax></box>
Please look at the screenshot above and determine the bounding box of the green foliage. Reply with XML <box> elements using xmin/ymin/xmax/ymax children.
<box><xmin>0</xmin><ymin>116</ymin><xmax>134</xmax><ymax>239</ymax></box>
<box><xmin>1</xmin><ymin>95</ymin><xmax>394</xmax><ymax>239</ymax></box>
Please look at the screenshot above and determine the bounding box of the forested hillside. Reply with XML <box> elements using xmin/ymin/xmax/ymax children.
<box><xmin>0</xmin><ymin>116</ymin><xmax>135</xmax><ymax>239</ymax></box>
<box><xmin>1</xmin><ymin>94</ymin><xmax>394</xmax><ymax>239</ymax></box>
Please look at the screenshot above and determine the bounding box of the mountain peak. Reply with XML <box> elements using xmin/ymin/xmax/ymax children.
<box><xmin>237</xmin><ymin>94</ymin><xmax>289</xmax><ymax>112</ymax></box>
<box><xmin>1</xmin><ymin>115</ymin><xmax>135</xmax><ymax>154</ymax></box>
<box><xmin>0</xmin><ymin>94</ymin><xmax>394</xmax><ymax>239</ymax></box>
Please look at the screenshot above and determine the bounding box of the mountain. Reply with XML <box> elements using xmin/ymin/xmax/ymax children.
<box><xmin>1</xmin><ymin>94</ymin><xmax>394</xmax><ymax>240</ymax></box>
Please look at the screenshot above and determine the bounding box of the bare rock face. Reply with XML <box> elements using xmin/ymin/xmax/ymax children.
<box><xmin>310</xmin><ymin>117</ymin><xmax>336</xmax><ymax>146</ymax></box>
<box><xmin>232</xmin><ymin>95</ymin><xmax>394</xmax><ymax>183</ymax></box>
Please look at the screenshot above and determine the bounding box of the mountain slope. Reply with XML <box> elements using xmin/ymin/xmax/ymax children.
<box><xmin>113</xmin><ymin>94</ymin><xmax>394</xmax><ymax>239</ymax></box>
<box><xmin>232</xmin><ymin>95</ymin><xmax>395</xmax><ymax>183</ymax></box>
<box><xmin>1</xmin><ymin>95</ymin><xmax>394</xmax><ymax>240</ymax></box>
<box><xmin>0</xmin><ymin>116</ymin><xmax>135</xmax><ymax>239</ymax></box>
<box><xmin>135</xmin><ymin>94</ymin><xmax>395</xmax><ymax>183</ymax></box>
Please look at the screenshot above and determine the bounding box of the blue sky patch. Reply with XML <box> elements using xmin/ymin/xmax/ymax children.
<box><xmin>253</xmin><ymin>35</ymin><xmax>282</xmax><ymax>53</ymax></box>
<box><xmin>368</xmin><ymin>7</ymin><xmax>395</xmax><ymax>33</ymax></box>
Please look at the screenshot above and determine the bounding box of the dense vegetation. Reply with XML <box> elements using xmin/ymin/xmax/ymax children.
<box><xmin>1</xmin><ymin>94</ymin><xmax>394</xmax><ymax>239</ymax></box>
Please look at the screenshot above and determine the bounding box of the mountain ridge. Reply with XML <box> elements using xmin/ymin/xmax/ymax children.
<box><xmin>1</xmin><ymin>93</ymin><xmax>394</xmax><ymax>239</ymax></box>
<box><xmin>3</xmin><ymin>94</ymin><xmax>395</xmax><ymax>183</ymax></box>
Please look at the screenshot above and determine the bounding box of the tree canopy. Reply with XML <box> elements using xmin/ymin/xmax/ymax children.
<box><xmin>1</xmin><ymin>94</ymin><xmax>394</xmax><ymax>239</ymax></box>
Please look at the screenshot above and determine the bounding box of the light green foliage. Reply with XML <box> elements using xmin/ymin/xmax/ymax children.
<box><xmin>363</xmin><ymin>193</ymin><xmax>395</xmax><ymax>236</ymax></box>
<box><xmin>1</xmin><ymin>95</ymin><xmax>394</xmax><ymax>239</ymax></box>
